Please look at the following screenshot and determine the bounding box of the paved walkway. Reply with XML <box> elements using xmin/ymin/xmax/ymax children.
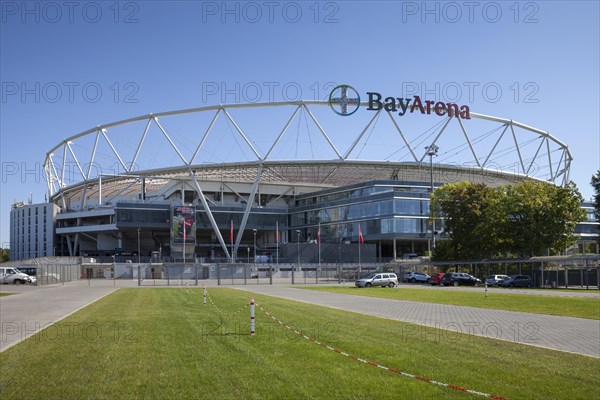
<box><xmin>0</xmin><ymin>282</ymin><xmax>117</xmax><ymax>352</ymax></box>
<box><xmin>231</xmin><ymin>285</ymin><xmax>600</xmax><ymax>358</ymax></box>
<box><xmin>1</xmin><ymin>280</ymin><xmax>598</xmax><ymax>357</ymax></box>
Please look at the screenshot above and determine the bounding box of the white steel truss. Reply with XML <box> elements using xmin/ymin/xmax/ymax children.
<box><xmin>44</xmin><ymin>101</ymin><xmax>573</xmax><ymax>259</ymax></box>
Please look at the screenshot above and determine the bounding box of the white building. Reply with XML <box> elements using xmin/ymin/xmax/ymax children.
<box><xmin>9</xmin><ymin>202</ymin><xmax>58</xmax><ymax>260</ymax></box>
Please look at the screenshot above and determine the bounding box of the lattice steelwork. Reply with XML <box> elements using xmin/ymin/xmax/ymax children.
<box><xmin>44</xmin><ymin>101</ymin><xmax>572</xmax><ymax>259</ymax></box>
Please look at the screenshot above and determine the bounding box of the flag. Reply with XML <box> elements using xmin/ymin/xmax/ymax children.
<box><xmin>230</xmin><ymin>220</ymin><xmax>234</xmax><ymax>242</ymax></box>
<box><xmin>358</xmin><ymin>224</ymin><xmax>364</xmax><ymax>244</ymax></box>
<box><xmin>317</xmin><ymin>222</ymin><xmax>321</xmax><ymax>244</ymax></box>
<box><xmin>275</xmin><ymin>221</ymin><xmax>279</xmax><ymax>243</ymax></box>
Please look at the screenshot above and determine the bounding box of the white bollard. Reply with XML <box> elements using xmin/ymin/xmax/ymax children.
<box><xmin>485</xmin><ymin>282</ymin><xmax>488</xmax><ymax>298</ymax></box>
<box><xmin>250</xmin><ymin>298</ymin><xmax>255</xmax><ymax>336</ymax></box>
<box><xmin>203</xmin><ymin>285</ymin><xmax>207</xmax><ymax>305</ymax></box>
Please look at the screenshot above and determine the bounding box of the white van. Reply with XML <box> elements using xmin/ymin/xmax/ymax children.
<box><xmin>254</xmin><ymin>255</ymin><xmax>269</xmax><ymax>263</ymax></box>
<box><xmin>0</xmin><ymin>267</ymin><xmax>34</xmax><ymax>285</ymax></box>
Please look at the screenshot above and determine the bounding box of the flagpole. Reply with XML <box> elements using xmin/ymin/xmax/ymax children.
<box><xmin>358</xmin><ymin>224</ymin><xmax>363</xmax><ymax>279</ymax></box>
<box><xmin>318</xmin><ymin>222</ymin><xmax>321</xmax><ymax>269</ymax></box>
<box><xmin>358</xmin><ymin>239</ymin><xmax>361</xmax><ymax>278</ymax></box>
<box><xmin>276</xmin><ymin>221</ymin><xmax>279</xmax><ymax>265</ymax></box>
<box><xmin>230</xmin><ymin>219</ymin><xmax>234</xmax><ymax>263</ymax></box>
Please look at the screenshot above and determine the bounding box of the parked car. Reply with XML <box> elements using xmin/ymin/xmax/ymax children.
<box><xmin>254</xmin><ymin>255</ymin><xmax>269</xmax><ymax>263</ymax></box>
<box><xmin>0</xmin><ymin>267</ymin><xmax>34</xmax><ymax>285</ymax></box>
<box><xmin>499</xmin><ymin>275</ymin><xmax>533</xmax><ymax>288</ymax></box>
<box><xmin>428</xmin><ymin>273</ymin><xmax>445</xmax><ymax>285</ymax></box>
<box><xmin>485</xmin><ymin>274</ymin><xmax>509</xmax><ymax>286</ymax></box>
<box><xmin>355</xmin><ymin>273</ymin><xmax>399</xmax><ymax>288</ymax></box>
<box><xmin>440</xmin><ymin>272</ymin><xmax>481</xmax><ymax>287</ymax></box>
<box><xmin>17</xmin><ymin>266</ymin><xmax>36</xmax><ymax>276</ymax></box>
<box><xmin>403</xmin><ymin>271</ymin><xmax>430</xmax><ymax>283</ymax></box>
<box><xmin>16</xmin><ymin>266</ymin><xmax>58</xmax><ymax>283</ymax></box>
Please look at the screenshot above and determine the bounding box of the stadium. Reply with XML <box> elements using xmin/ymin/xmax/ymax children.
<box><xmin>9</xmin><ymin>91</ymin><xmax>598</xmax><ymax>267</ymax></box>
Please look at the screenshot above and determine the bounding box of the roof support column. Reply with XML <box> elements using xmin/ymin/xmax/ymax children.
<box><xmin>233</xmin><ymin>164</ymin><xmax>264</xmax><ymax>259</ymax></box>
<box><xmin>188</xmin><ymin>169</ymin><xmax>231</xmax><ymax>260</ymax></box>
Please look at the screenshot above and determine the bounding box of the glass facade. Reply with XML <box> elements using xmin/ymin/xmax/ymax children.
<box><xmin>48</xmin><ymin>182</ymin><xmax>597</xmax><ymax>260</ymax></box>
<box><xmin>290</xmin><ymin>181</ymin><xmax>436</xmax><ymax>243</ymax></box>
<box><xmin>199</xmin><ymin>208</ymin><xmax>287</xmax><ymax>232</ymax></box>
<box><xmin>116</xmin><ymin>204</ymin><xmax>171</xmax><ymax>228</ymax></box>
<box><xmin>115</xmin><ymin>203</ymin><xmax>287</xmax><ymax>233</ymax></box>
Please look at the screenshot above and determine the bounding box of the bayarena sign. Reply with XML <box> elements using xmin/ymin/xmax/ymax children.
<box><xmin>329</xmin><ymin>84</ymin><xmax>471</xmax><ymax>119</ymax></box>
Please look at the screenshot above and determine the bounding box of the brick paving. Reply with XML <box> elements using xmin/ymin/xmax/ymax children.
<box><xmin>232</xmin><ymin>285</ymin><xmax>600</xmax><ymax>358</ymax></box>
<box><xmin>1</xmin><ymin>280</ymin><xmax>598</xmax><ymax>357</ymax></box>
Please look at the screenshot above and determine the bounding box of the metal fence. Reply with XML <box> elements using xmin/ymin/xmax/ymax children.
<box><xmin>111</xmin><ymin>262</ymin><xmax>393</xmax><ymax>286</ymax></box>
<box><xmin>135</xmin><ymin>264</ymin><xmax>208</xmax><ymax>286</ymax></box>
<box><xmin>35</xmin><ymin>264</ymin><xmax>81</xmax><ymax>286</ymax></box>
<box><xmin>214</xmin><ymin>262</ymin><xmax>390</xmax><ymax>286</ymax></box>
<box><xmin>28</xmin><ymin>254</ymin><xmax>599</xmax><ymax>289</ymax></box>
<box><xmin>394</xmin><ymin>256</ymin><xmax>600</xmax><ymax>289</ymax></box>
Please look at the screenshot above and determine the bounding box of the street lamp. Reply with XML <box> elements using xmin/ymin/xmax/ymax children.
<box><xmin>425</xmin><ymin>144</ymin><xmax>439</xmax><ymax>253</ymax></box>
<box><xmin>296</xmin><ymin>230</ymin><xmax>301</xmax><ymax>267</ymax></box>
<box><xmin>338</xmin><ymin>233</ymin><xmax>343</xmax><ymax>284</ymax></box>
<box><xmin>253</xmin><ymin>229</ymin><xmax>257</xmax><ymax>266</ymax></box>
<box><xmin>295</xmin><ymin>229</ymin><xmax>300</xmax><ymax>285</ymax></box>
<box><xmin>137</xmin><ymin>227</ymin><xmax>141</xmax><ymax>263</ymax></box>
<box><xmin>338</xmin><ymin>233</ymin><xmax>342</xmax><ymax>265</ymax></box>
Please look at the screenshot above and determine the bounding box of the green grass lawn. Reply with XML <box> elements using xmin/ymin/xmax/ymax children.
<box><xmin>0</xmin><ymin>292</ymin><xmax>16</xmax><ymax>297</ymax></box>
<box><xmin>0</xmin><ymin>288</ymin><xmax>598</xmax><ymax>400</ymax></box>
<box><xmin>301</xmin><ymin>286</ymin><xmax>600</xmax><ymax>320</ymax></box>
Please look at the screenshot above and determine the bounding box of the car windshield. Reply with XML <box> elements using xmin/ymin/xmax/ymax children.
<box><xmin>365</xmin><ymin>274</ymin><xmax>377</xmax><ymax>279</ymax></box>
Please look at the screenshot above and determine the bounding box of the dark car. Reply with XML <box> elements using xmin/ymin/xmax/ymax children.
<box><xmin>499</xmin><ymin>275</ymin><xmax>532</xmax><ymax>288</ymax></box>
<box><xmin>440</xmin><ymin>272</ymin><xmax>481</xmax><ymax>287</ymax></box>
<box><xmin>428</xmin><ymin>273</ymin><xmax>444</xmax><ymax>286</ymax></box>
<box><xmin>17</xmin><ymin>266</ymin><xmax>37</xmax><ymax>276</ymax></box>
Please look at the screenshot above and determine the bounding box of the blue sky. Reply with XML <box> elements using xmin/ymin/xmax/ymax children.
<box><xmin>1</xmin><ymin>0</ymin><xmax>599</xmax><ymax>248</ymax></box>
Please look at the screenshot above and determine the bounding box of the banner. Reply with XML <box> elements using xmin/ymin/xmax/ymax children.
<box><xmin>172</xmin><ymin>206</ymin><xmax>196</xmax><ymax>244</ymax></box>
<box><xmin>358</xmin><ymin>224</ymin><xmax>364</xmax><ymax>244</ymax></box>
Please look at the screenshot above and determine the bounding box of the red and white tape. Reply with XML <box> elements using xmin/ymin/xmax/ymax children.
<box><xmin>257</xmin><ymin>304</ymin><xmax>508</xmax><ymax>400</ymax></box>
<box><xmin>205</xmin><ymin>291</ymin><xmax>249</xmax><ymax>317</ymax></box>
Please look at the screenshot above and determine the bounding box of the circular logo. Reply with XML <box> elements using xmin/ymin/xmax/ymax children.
<box><xmin>328</xmin><ymin>85</ymin><xmax>360</xmax><ymax>116</ymax></box>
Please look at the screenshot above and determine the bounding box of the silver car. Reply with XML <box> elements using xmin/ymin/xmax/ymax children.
<box><xmin>0</xmin><ymin>267</ymin><xmax>34</xmax><ymax>285</ymax></box>
<box><xmin>485</xmin><ymin>275</ymin><xmax>509</xmax><ymax>286</ymax></box>
<box><xmin>355</xmin><ymin>273</ymin><xmax>399</xmax><ymax>288</ymax></box>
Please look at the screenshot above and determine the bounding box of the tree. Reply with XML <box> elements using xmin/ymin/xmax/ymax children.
<box><xmin>430</xmin><ymin>182</ymin><xmax>503</xmax><ymax>260</ymax></box>
<box><xmin>0</xmin><ymin>248</ymin><xmax>9</xmax><ymax>263</ymax></box>
<box><xmin>500</xmin><ymin>180</ymin><xmax>585</xmax><ymax>257</ymax></box>
<box><xmin>592</xmin><ymin>171</ymin><xmax>600</xmax><ymax>245</ymax></box>
<box><xmin>431</xmin><ymin>180</ymin><xmax>586</xmax><ymax>260</ymax></box>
